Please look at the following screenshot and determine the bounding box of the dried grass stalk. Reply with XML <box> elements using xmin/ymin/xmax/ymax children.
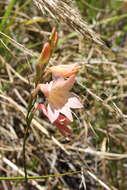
<box><xmin>33</xmin><ymin>0</ymin><xmax>103</xmax><ymax>45</ymax></box>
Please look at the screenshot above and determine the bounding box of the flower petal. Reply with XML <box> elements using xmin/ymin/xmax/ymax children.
<box><xmin>48</xmin><ymin>75</ymin><xmax>70</xmax><ymax>108</ymax></box>
<box><xmin>39</xmin><ymin>83</ymin><xmax>50</xmax><ymax>97</ymax></box>
<box><xmin>68</xmin><ymin>93</ymin><xmax>83</xmax><ymax>109</ymax></box>
<box><xmin>55</xmin><ymin>124</ymin><xmax>72</xmax><ymax>138</ymax></box>
<box><xmin>48</xmin><ymin>75</ymin><xmax>75</xmax><ymax>109</ymax></box>
<box><xmin>59</xmin><ymin>125</ymin><xmax>72</xmax><ymax>134</ymax></box>
<box><xmin>32</xmin><ymin>84</ymin><xmax>44</xmax><ymax>98</ymax></box>
<box><xmin>34</xmin><ymin>104</ymin><xmax>48</xmax><ymax>117</ymax></box>
<box><xmin>47</xmin><ymin>63</ymin><xmax>79</xmax><ymax>77</ymax></box>
<box><xmin>63</xmin><ymin>63</ymin><xmax>79</xmax><ymax>77</ymax></box>
<box><xmin>57</xmin><ymin>114</ymin><xmax>72</xmax><ymax>125</ymax></box>
<box><xmin>60</xmin><ymin>105</ymin><xmax>73</xmax><ymax>122</ymax></box>
<box><xmin>63</xmin><ymin>74</ymin><xmax>75</xmax><ymax>91</ymax></box>
<box><xmin>47</xmin><ymin>103</ymin><xmax>59</xmax><ymax>123</ymax></box>
<box><xmin>55</xmin><ymin>123</ymin><xmax>72</xmax><ymax>134</ymax></box>
<box><xmin>55</xmin><ymin>125</ymin><xmax>67</xmax><ymax>137</ymax></box>
<box><xmin>52</xmin><ymin>73</ymin><xmax>64</xmax><ymax>84</ymax></box>
<box><xmin>51</xmin><ymin>74</ymin><xmax>75</xmax><ymax>92</ymax></box>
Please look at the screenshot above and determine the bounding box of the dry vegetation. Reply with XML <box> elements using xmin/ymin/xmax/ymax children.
<box><xmin>0</xmin><ymin>0</ymin><xmax>127</xmax><ymax>189</ymax></box>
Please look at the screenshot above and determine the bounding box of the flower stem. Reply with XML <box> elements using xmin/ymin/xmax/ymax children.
<box><xmin>23</xmin><ymin>95</ymin><xmax>36</xmax><ymax>184</ymax></box>
<box><xmin>23</xmin><ymin>120</ymin><xmax>29</xmax><ymax>183</ymax></box>
<box><xmin>0</xmin><ymin>170</ymin><xmax>82</xmax><ymax>181</ymax></box>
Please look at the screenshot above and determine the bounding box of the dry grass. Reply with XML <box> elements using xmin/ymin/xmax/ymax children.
<box><xmin>33</xmin><ymin>0</ymin><xmax>103</xmax><ymax>45</ymax></box>
<box><xmin>0</xmin><ymin>0</ymin><xmax>127</xmax><ymax>189</ymax></box>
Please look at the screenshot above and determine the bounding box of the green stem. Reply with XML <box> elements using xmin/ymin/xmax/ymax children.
<box><xmin>0</xmin><ymin>170</ymin><xmax>82</xmax><ymax>181</ymax></box>
<box><xmin>23</xmin><ymin>95</ymin><xmax>36</xmax><ymax>184</ymax></box>
<box><xmin>23</xmin><ymin>120</ymin><xmax>30</xmax><ymax>183</ymax></box>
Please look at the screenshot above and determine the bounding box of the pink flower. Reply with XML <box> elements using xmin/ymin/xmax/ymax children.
<box><xmin>33</xmin><ymin>74</ymin><xmax>83</xmax><ymax>123</ymax></box>
<box><xmin>35</xmin><ymin>104</ymin><xmax>72</xmax><ymax>137</ymax></box>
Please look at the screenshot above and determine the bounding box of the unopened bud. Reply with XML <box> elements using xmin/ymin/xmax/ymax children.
<box><xmin>49</xmin><ymin>27</ymin><xmax>56</xmax><ymax>42</ymax></box>
<box><xmin>38</xmin><ymin>42</ymin><xmax>50</xmax><ymax>67</ymax></box>
<box><xmin>49</xmin><ymin>27</ymin><xmax>58</xmax><ymax>54</ymax></box>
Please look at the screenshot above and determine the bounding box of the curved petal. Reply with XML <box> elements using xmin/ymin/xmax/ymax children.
<box><xmin>52</xmin><ymin>73</ymin><xmax>64</xmax><ymax>83</ymax></box>
<box><xmin>68</xmin><ymin>93</ymin><xmax>83</xmax><ymax>109</ymax></box>
<box><xmin>32</xmin><ymin>84</ymin><xmax>44</xmax><ymax>98</ymax></box>
<box><xmin>48</xmin><ymin>75</ymin><xmax>70</xmax><ymax>108</ymax></box>
<box><xmin>57</xmin><ymin>125</ymin><xmax>72</xmax><ymax>135</ymax></box>
<box><xmin>57</xmin><ymin>115</ymin><xmax>72</xmax><ymax>125</ymax></box>
<box><xmin>63</xmin><ymin>74</ymin><xmax>75</xmax><ymax>91</ymax></box>
<box><xmin>41</xmin><ymin>83</ymin><xmax>50</xmax><ymax>97</ymax></box>
<box><xmin>60</xmin><ymin>105</ymin><xmax>73</xmax><ymax>122</ymax></box>
<box><xmin>51</xmin><ymin>74</ymin><xmax>75</xmax><ymax>92</ymax></box>
<box><xmin>55</xmin><ymin>125</ymin><xmax>66</xmax><ymax>137</ymax></box>
<box><xmin>47</xmin><ymin>103</ymin><xmax>59</xmax><ymax>123</ymax></box>
<box><xmin>63</xmin><ymin>63</ymin><xmax>79</xmax><ymax>77</ymax></box>
<box><xmin>34</xmin><ymin>104</ymin><xmax>48</xmax><ymax>117</ymax></box>
<box><xmin>47</xmin><ymin>63</ymin><xmax>79</xmax><ymax>77</ymax></box>
<box><xmin>48</xmin><ymin>75</ymin><xmax>75</xmax><ymax>109</ymax></box>
<box><xmin>48</xmin><ymin>81</ymin><xmax>53</xmax><ymax>91</ymax></box>
<box><xmin>55</xmin><ymin>124</ymin><xmax>72</xmax><ymax>138</ymax></box>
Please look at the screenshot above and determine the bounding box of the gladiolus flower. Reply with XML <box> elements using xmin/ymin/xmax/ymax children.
<box><xmin>33</xmin><ymin>74</ymin><xmax>83</xmax><ymax>123</ymax></box>
<box><xmin>35</xmin><ymin>104</ymin><xmax>72</xmax><ymax>137</ymax></box>
<box><xmin>46</xmin><ymin>63</ymin><xmax>79</xmax><ymax>77</ymax></box>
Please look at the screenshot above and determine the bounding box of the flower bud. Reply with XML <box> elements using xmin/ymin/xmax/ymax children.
<box><xmin>38</xmin><ymin>42</ymin><xmax>50</xmax><ymax>67</ymax></box>
<box><xmin>35</xmin><ymin>43</ymin><xmax>50</xmax><ymax>84</ymax></box>
<box><xmin>49</xmin><ymin>27</ymin><xmax>58</xmax><ymax>54</ymax></box>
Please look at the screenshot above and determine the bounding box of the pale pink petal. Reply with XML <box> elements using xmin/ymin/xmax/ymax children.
<box><xmin>48</xmin><ymin>92</ymin><xmax>70</xmax><ymax>109</ymax></box>
<box><xmin>60</xmin><ymin>105</ymin><xmax>73</xmax><ymax>122</ymax></box>
<box><xmin>39</xmin><ymin>83</ymin><xmax>50</xmax><ymax>98</ymax></box>
<box><xmin>48</xmin><ymin>75</ymin><xmax>75</xmax><ymax>109</ymax></box>
<box><xmin>47</xmin><ymin>103</ymin><xmax>59</xmax><ymax>123</ymax></box>
<box><xmin>32</xmin><ymin>84</ymin><xmax>44</xmax><ymax>98</ymax></box>
<box><xmin>63</xmin><ymin>74</ymin><xmax>75</xmax><ymax>91</ymax></box>
<box><xmin>67</xmin><ymin>93</ymin><xmax>83</xmax><ymax>109</ymax></box>
<box><xmin>34</xmin><ymin>104</ymin><xmax>48</xmax><ymax>117</ymax></box>
<box><xmin>51</xmin><ymin>74</ymin><xmax>65</xmax><ymax>92</ymax></box>
<box><xmin>48</xmin><ymin>75</ymin><xmax>70</xmax><ymax>108</ymax></box>
<box><xmin>63</xmin><ymin>63</ymin><xmax>79</xmax><ymax>77</ymax></box>
<box><xmin>52</xmin><ymin>73</ymin><xmax>64</xmax><ymax>83</ymax></box>
<box><xmin>51</xmin><ymin>74</ymin><xmax>75</xmax><ymax>92</ymax></box>
<box><xmin>47</xmin><ymin>63</ymin><xmax>78</xmax><ymax>77</ymax></box>
<box><xmin>48</xmin><ymin>81</ymin><xmax>53</xmax><ymax>91</ymax></box>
